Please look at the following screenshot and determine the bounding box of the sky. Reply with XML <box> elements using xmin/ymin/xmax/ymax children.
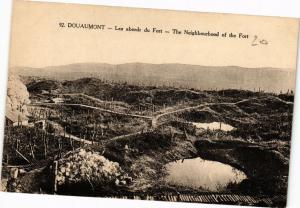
<box><xmin>9</xmin><ymin>0</ymin><xmax>300</xmax><ymax>70</ymax></box>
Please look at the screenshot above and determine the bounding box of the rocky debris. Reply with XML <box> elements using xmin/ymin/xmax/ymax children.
<box><xmin>6</xmin><ymin>73</ymin><xmax>30</xmax><ymax>117</ymax></box>
<box><xmin>56</xmin><ymin>149</ymin><xmax>126</xmax><ymax>186</ymax></box>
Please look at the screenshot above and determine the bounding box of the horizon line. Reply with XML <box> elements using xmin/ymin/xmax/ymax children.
<box><xmin>9</xmin><ymin>62</ymin><xmax>294</xmax><ymax>71</ymax></box>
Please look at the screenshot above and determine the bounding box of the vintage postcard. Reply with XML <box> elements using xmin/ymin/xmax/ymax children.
<box><xmin>1</xmin><ymin>0</ymin><xmax>299</xmax><ymax>207</ymax></box>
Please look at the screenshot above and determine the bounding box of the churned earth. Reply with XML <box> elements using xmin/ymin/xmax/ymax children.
<box><xmin>1</xmin><ymin>77</ymin><xmax>293</xmax><ymax>207</ymax></box>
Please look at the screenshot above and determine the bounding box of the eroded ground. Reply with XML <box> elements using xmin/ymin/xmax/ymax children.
<box><xmin>1</xmin><ymin>78</ymin><xmax>293</xmax><ymax>207</ymax></box>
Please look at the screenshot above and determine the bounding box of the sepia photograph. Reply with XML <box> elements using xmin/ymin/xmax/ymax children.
<box><xmin>1</xmin><ymin>1</ymin><xmax>299</xmax><ymax>207</ymax></box>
